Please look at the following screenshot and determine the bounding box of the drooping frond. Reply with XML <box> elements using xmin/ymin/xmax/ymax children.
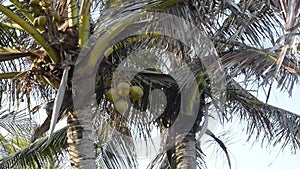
<box><xmin>226</xmin><ymin>80</ymin><xmax>300</xmax><ymax>151</ymax></box>
<box><xmin>0</xmin><ymin>3</ymin><xmax>60</xmax><ymax>62</ymax></box>
<box><xmin>205</xmin><ymin>129</ymin><xmax>231</xmax><ymax>169</ymax></box>
<box><xmin>146</xmin><ymin>130</ymin><xmax>207</xmax><ymax>169</ymax></box>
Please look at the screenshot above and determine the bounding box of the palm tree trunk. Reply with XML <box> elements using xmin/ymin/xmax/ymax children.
<box><xmin>175</xmin><ymin>132</ymin><xmax>196</xmax><ymax>169</ymax></box>
<box><xmin>67</xmin><ymin>108</ymin><xmax>96</xmax><ymax>169</ymax></box>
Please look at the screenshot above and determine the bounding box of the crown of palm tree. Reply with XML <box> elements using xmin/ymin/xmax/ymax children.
<box><xmin>0</xmin><ymin>0</ymin><xmax>299</xmax><ymax>168</ymax></box>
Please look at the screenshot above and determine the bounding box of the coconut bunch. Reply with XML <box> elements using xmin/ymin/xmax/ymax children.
<box><xmin>28</xmin><ymin>0</ymin><xmax>61</xmax><ymax>31</ymax></box>
<box><xmin>105</xmin><ymin>82</ymin><xmax>144</xmax><ymax>114</ymax></box>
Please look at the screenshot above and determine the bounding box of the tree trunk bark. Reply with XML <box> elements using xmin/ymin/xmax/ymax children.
<box><xmin>175</xmin><ymin>132</ymin><xmax>196</xmax><ymax>169</ymax></box>
<box><xmin>70</xmin><ymin>64</ymin><xmax>98</xmax><ymax>168</ymax></box>
<box><xmin>67</xmin><ymin>108</ymin><xmax>96</xmax><ymax>169</ymax></box>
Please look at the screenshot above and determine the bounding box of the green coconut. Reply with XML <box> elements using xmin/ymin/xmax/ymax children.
<box><xmin>114</xmin><ymin>99</ymin><xmax>129</xmax><ymax>114</ymax></box>
<box><xmin>105</xmin><ymin>88</ymin><xmax>120</xmax><ymax>102</ymax></box>
<box><xmin>29</xmin><ymin>0</ymin><xmax>39</xmax><ymax>7</ymax></box>
<box><xmin>129</xmin><ymin>86</ymin><xmax>143</xmax><ymax>101</ymax></box>
<box><xmin>38</xmin><ymin>15</ymin><xmax>47</xmax><ymax>27</ymax></box>
<box><xmin>117</xmin><ymin>82</ymin><xmax>130</xmax><ymax>96</ymax></box>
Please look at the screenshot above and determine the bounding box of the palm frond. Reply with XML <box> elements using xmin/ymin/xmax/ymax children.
<box><xmin>0</xmin><ymin>133</ymin><xmax>16</xmax><ymax>157</ymax></box>
<box><xmin>221</xmin><ymin>49</ymin><xmax>300</xmax><ymax>95</ymax></box>
<box><xmin>276</xmin><ymin>0</ymin><xmax>300</xmax><ymax>73</ymax></box>
<box><xmin>96</xmin><ymin>138</ymin><xmax>138</xmax><ymax>169</ymax></box>
<box><xmin>226</xmin><ymin>80</ymin><xmax>300</xmax><ymax>151</ymax></box>
<box><xmin>0</xmin><ymin>126</ymin><xmax>68</xmax><ymax>169</ymax></box>
<box><xmin>93</xmin><ymin>105</ymin><xmax>139</xmax><ymax>169</ymax></box>
<box><xmin>212</xmin><ymin>0</ymin><xmax>283</xmax><ymax>49</ymax></box>
<box><xmin>0</xmin><ymin>108</ymin><xmax>34</xmax><ymax>137</ymax></box>
<box><xmin>147</xmin><ymin>131</ymin><xmax>207</xmax><ymax>169</ymax></box>
<box><xmin>0</xmin><ymin>4</ymin><xmax>60</xmax><ymax>63</ymax></box>
<box><xmin>205</xmin><ymin>129</ymin><xmax>231</xmax><ymax>169</ymax></box>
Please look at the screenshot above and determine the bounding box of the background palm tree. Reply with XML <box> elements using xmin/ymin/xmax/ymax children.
<box><xmin>0</xmin><ymin>0</ymin><xmax>300</xmax><ymax>169</ymax></box>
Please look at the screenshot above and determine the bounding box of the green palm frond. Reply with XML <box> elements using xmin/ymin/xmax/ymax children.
<box><xmin>221</xmin><ymin>49</ymin><xmax>300</xmax><ymax>95</ymax></box>
<box><xmin>3</xmin><ymin>119</ymin><xmax>139</xmax><ymax>169</ymax></box>
<box><xmin>226</xmin><ymin>80</ymin><xmax>300</xmax><ymax>151</ymax></box>
<box><xmin>0</xmin><ymin>108</ymin><xmax>34</xmax><ymax>137</ymax></box>
<box><xmin>0</xmin><ymin>133</ymin><xmax>16</xmax><ymax>156</ymax></box>
<box><xmin>78</xmin><ymin>0</ymin><xmax>91</xmax><ymax>47</ymax></box>
<box><xmin>9</xmin><ymin>0</ymin><xmax>34</xmax><ymax>22</ymax></box>
<box><xmin>0</xmin><ymin>126</ymin><xmax>68</xmax><ymax>169</ymax></box>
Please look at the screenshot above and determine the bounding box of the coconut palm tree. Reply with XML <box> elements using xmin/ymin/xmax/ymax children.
<box><xmin>0</xmin><ymin>0</ymin><xmax>300</xmax><ymax>169</ymax></box>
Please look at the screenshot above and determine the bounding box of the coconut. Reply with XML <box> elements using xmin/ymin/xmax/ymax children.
<box><xmin>129</xmin><ymin>86</ymin><xmax>143</xmax><ymax>101</ymax></box>
<box><xmin>29</xmin><ymin>0</ymin><xmax>39</xmax><ymax>7</ymax></box>
<box><xmin>105</xmin><ymin>88</ymin><xmax>120</xmax><ymax>102</ymax></box>
<box><xmin>117</xmin><ymin>82</ymin><xmax>130</xmax><ymax>96</ymax></box>
<box><xmin>38</xmin><ymin>15</ymin><xmax>47</xmax><ymax>27</ymax></box>
<box><xmin>114</xmin><ymin>99</ymin><xmax>129</xmax><ymax>114</ymax></box>
<box><xmin>53</xmin><ymin>12</ymin><xmax>61</xmax><ymax>22</ymax></box>
<box><xmin>31</xmin><ymin>7</ymin><xmax>43</xmax><ymax>18</ymax></box>
<box><xmin>198</xmin><ymin>80</ymin><xmax>207</xmax><ymax>90</ymax></box>
<box><xmin>29</xmin><ymin>7</ymin><xmax>34</xmax><ymax>12</ymax></box>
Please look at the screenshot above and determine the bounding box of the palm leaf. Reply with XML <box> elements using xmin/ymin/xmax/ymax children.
<box><xmin>226</xmin><ymin>80</ymin><xmax>300</xmax><ymax>151</ymax></box>
<box><xmin>275</xmin><ymin>0</ymin><xmax>300</xmax><ymax>73</ymax></box>
<box><xmin>0</xmin><ymin>126</ymin><xmax>68</xmax><ymax>169</ymax></box>
<box><xmin>205</xmin><ymin>129</ymin><xmax>231</xmax><ymax>169</ymax></box>
<box><xmin>0</xmin><ymin>108</ymin><xmax>34</xmax><ymax>137</ymax></box>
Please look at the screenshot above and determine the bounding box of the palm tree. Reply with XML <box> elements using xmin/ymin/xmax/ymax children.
<box><xmin>0</xmin><ymin>0</ymin><xmax>300</xmax><ymax>169</ymax></box>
